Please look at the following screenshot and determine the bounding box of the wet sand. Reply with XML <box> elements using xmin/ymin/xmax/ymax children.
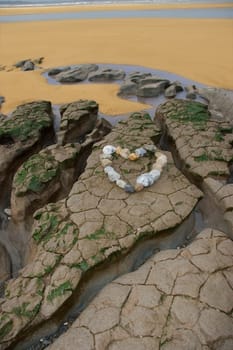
<box><xmin>1</xmin><ymin>2</ymin><xmax>232</xmax><ymax>15</ymax></box>
<box><xmin>0</xmin><ymin>5</ymin><xmax>232</xmax><ymax>115</ymax></box>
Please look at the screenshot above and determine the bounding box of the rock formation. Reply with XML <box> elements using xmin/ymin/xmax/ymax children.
<box><xmin>0</xmin><ymin>101</ymin><xmax>54</xmax><ymax>190</ymax></box>
<box><xmin>0</xmin><ymin>110</ymin><xmax>202</xmax><ymax>348</ymax></box>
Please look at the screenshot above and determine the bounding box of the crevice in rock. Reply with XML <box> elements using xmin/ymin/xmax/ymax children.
<box><xmin>7</xmin><ymin>207</ymin><xmax>205</xmax><ymax>350</ymax></box>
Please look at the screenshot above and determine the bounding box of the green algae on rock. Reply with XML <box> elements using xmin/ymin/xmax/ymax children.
<box><xmin>11</xmin><ymin>144</ymin><xmax>81</xmax><ymax>223</ymax></box>
<box><xmin>156</xmin><ymin>99</ymin><xmax>233</xmax><ymax>180</ymax></box>
<box><xmin>0</xmin><ymin>101</ymin><xmax>52</xmax><ymax>143</ymax></box>
<box><xmin>0</xmin><ymin>100</ymin><xmax>54</xmax><ymax>189</ymax></box>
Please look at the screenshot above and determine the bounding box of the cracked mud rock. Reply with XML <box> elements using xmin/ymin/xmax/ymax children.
<box><xmin>48</xmin><ymin>228</ymin><xmax>233</xmax><ymax>350</ymax></box>
<box><xmin>0</xmin><ymin>111</ymin><xmax>202</xmax><ymax>348</ymax></box>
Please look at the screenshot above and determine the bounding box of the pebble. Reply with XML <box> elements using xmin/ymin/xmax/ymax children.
<box><xmin>135</xmin><ymin>147</ymin><xmax>147</xmax><ymax>157</ymax></box>
<box><xmin>135</xmin><ymin>183</ymin><xmax>144</xmax><ymax>192</ymax></box>
<box><xmin>128</xmin><ymin>153</ymin><xmax>139</xmax><ymax>161</ymax></box>
<box><xmin>119</xmin><ymin>148</ymin><xmax>130</xmax><ymax>159</ymax></box>
<box><xmin>136</xmin><ymin>173</ymin><xmax>154</xmax><ymax>187</ymax></box>
<box><xmin>104</xmin><ymin>166</ymin><xmax>121</xmax><ymax>182</ymax></box>
<box><xmin>103</xmin><ymin>145</ymin><xmax>116</xmax><ymax>155</ymax></box>
<box><xmin>143</xmin><ymin>144</ymin><xmax>156</xmax><ymax>152</ymax></box>
<box><xmin>116</xmin><ymin>179</ymin><xmax>127</xmax><ymax>189</ymax></box>
<box><xmin>124</xmin><ymin>184</ymin><xmax>135</xmax><ymax>193</ymax></box>
<box><xmin>4</xmin><ymin>208</ymin><xmax>11</xmax><ymax>217</ymax></box>
<box><xmin>149</xmin><ymin>169</ymin><xmax>161</xmax><ymax>181</ymax></box>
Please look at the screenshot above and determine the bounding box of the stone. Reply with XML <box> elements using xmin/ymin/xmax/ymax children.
<box><xmin>118</xmin><ymin>80</ymin><xmax>137</xmax><ymax>95</ymax></box>
<box><xmin>55</xmin><ymin>64</ymin><xmax>98</xmax><ymax>83</ymax></box>
<box><xmin>185</xmin><ymin>85</ymin><xmax>197</xmax><ymax>99</ymax></box>
<box><xmin>138</xmin><ymin>76</ymin><xmax>170</xmax><ymax>87</ymax></box>
<box><xmin>137</xmin><ymin>81</ymin><xmax>169</xmax><ymax>97</ymax></box>
<box><xmin>89</xmin><ymin>68</ymin><xmax>125</xmax><ymax>82</ymax></box>
<box><xmin>22</xmin><ymin>60</ymin><xmax>35</xmax><ymax>71</ymax></box>
<box><xmin>165</xmin><ymin>84</ymin><xmax>177</xmax><ymax>98</ymax></box>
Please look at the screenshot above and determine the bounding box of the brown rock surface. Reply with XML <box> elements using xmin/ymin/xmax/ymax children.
<box><xmin>48</xmin><ymin>229</ymin><xmax>233</xmax><ymax>350</ymax></box>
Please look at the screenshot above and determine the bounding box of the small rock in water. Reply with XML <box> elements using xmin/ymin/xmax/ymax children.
<box><xmin>124</xmin><ymin>184</ymin><xmax>135</xmax><ymax>193</ymax></box>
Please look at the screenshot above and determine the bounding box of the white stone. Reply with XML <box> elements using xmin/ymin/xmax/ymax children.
<box><xmin>136</xmin><ymin>173</ymin><xmax>154</xmax><ymax>187</ymax></box>
<box><xmin>103</xmin><ymin>145</ymin><xmax>116</xmax><ymax>155</ymax></box>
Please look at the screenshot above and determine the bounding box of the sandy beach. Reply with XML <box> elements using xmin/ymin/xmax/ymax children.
<box><xmin>0</xmin><ymin>4</ymin><xmax>233</xmax><ymax>115</ymax></box>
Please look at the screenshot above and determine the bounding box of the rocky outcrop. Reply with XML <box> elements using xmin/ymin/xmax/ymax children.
<box><xmin>57</xmin><ymin>99</ymin><xmax>99</xmax><ymax>145</ymax></box>
<box><xmin>156</xmin><ymin>99</ymin><xmax>233</xmax><ymax>180</ymax></box>
<box><xmin>0</xmin><ymin>101</ymin><xmax>54</xmax><ymax>189</ymax></box>
<box><xmin>0</xmin><ymin>111</ymin><xmax>202</xmax><ymax>347</ymax></box>
<box><xmin>48</xmin><ymin>228</ymin><xmax>233</xmax><ymax>350</ymax></box>
<box><xmin>88</xmin><ymin>68</ymin><xmax>125</xmax><ymax>82</ymax></box>
<box><xmin>10</xmin><ymin>143</ymin><xmax>83</xmax><ymax>224</ymax></box>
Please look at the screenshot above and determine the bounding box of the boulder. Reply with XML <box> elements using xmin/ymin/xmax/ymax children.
<box><xmin>118</xmin><ymin>80</ymin><xmax>137</xmax><ymax>96</ymax></box>
<box><xmin>138</xmin><ymin>76</ymin><xmax>170</xmax><ymax>87</ymax></box>
<box><xmin>88</xmin><ymin>68</ymin><xmax>125</xmax><ymax>82</ymax></box>
<box><xmin>58</xmin><ymin>99</ymin><xmax>99</xmax><ymax>145</ymax></box>
<box><xmin>165</xmin><ymin>84</ymin><xmax>177</xmax><ymax>98</ymax></box>
<box><xmin>0</xmin><ymin>96</ymin><xmax>5</xmax><ymax>106</ymax></box>
<box><xmin>48</xmin><ymin>66</ymin><xmax>70</xmax><ymax>76</ymax></box>
<box><xmin>22</xmin><ymin>60</ymin><xmax>35</xmax><ymax>71</ymax></box>
<box><xmin>55</xmin><ymin>64</ymin><xmax>98</xmax><ymax>83</ymax></box>
<box><xmin>137</xmin><ymin>81</ymin><xmax>169</xmax><ymax>97</ymax></box>
<box><xmin>172</xmin><ymin>80</ymin><xmax>184</xmax><ymax>92</ymax></box>
<box><xmin>185</xmin><ymin>85</ymin><xmax>197</xmax><ymax>99</ymax></box>
<box><xmin>127</xmin><ymin>71</ymin><xmax>152</xmax><ymax>83</ymax></box>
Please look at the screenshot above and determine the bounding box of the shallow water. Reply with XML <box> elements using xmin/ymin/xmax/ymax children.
<box><xmin>1</xmin><ymin>7</ymin><xmax>233</xmax><ymax>22</ymax></box>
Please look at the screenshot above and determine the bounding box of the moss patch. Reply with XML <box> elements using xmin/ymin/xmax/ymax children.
<box><xmin>47</xmin><ymin>281</ymin><xmax>73</xmax><ymax>302</ymax></box>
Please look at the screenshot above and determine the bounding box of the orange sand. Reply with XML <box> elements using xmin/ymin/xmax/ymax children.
<box><xmin>0</xmin><ymin>8</ymin><xmax>232</xmax><ymax>115</ymax></box>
